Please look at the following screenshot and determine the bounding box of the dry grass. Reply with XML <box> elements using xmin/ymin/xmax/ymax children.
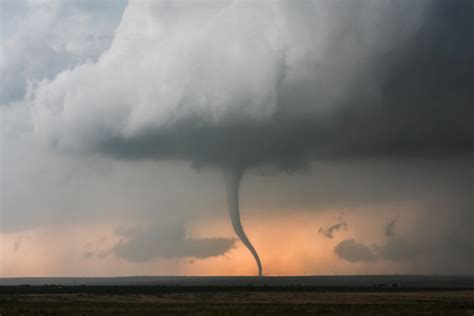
<box><xmin>1</xmin><ymin>290</ymin><xmax>473</xmax><ymax>315</ymax></box>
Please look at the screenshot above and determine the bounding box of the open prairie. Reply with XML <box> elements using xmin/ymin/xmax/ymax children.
<box><xmin>1</xmin><ymin>285</ymin><xmax>473</xmax><ymax>315</ymax></box>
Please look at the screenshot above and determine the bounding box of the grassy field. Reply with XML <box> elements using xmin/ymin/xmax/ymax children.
<box><xmin>1</xmin><ymin>288</ymin><xmax>473</xmax><ymax>315</ymax></box>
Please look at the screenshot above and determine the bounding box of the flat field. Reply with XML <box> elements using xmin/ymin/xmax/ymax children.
<box><xmin>1</xmin><ymin>288</ymin><xmax>473</xmax><ymax>315</ymax></box>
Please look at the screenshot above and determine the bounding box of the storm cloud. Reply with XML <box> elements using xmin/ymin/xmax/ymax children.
<box><xmin>1</xmin><ymin>0</ymin><xmax>472</xmax><ymax>276</ymax></box>
<box><xmin>29</xmin><ymin>0</ymin><xmax>473</xmax><ymax>171</ymax></box>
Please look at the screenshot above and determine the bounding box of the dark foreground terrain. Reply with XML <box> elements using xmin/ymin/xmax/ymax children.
<box><xmin>1</xmin><ymin>276</ymin><xmax>473</xmax><ymax>315</ymax></box>
<box><xmin>1</xmin><ymin>288</ymin><xmax>474</xmax><ymax>315</ymax></box>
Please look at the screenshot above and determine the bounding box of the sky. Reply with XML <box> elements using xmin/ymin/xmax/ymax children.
<box><xmin>0</xmin><ymin>0</ymin><xmax>472</xmax><ymax>277</ymax></box>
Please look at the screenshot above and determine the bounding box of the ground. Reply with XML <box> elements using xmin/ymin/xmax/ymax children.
<box><xmin>1</xmin><ymin>287</ymin><xmax>473</xmax><ymax>315</ymax></box>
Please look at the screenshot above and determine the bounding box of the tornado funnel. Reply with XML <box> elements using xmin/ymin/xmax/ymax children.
<box><xmin>223</xmin><ymin>167</ymin><xmax>263</xmax><ymax>276</ymax></box>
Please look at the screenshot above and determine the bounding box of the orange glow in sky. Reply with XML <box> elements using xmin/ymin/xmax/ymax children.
<box><xmin>0</xmin><ymin>209</ymin><xmax>407</xmax><ymax>277</ymax></box>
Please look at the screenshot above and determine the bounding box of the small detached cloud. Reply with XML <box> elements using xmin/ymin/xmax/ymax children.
<box><xmin>318</xmin><ymin>214</ymin><xmax>347</xmax><ymax>239</ymax></box>
<box><xmin>112</xmin><ymin>223</ymin><xmax>236</xmax><ymax>262</ymax></box>
<box><xmin>334</xmin><ymin>216</ymin><xmax>419</xmax><ymax>263</ymax></box>
<box><xmin>334</xmin><ymin>239</ymin><xmax>378</xmax><ymax>262</ymax></box>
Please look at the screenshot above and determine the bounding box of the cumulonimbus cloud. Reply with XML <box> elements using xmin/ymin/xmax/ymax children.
<box><xmin>30</xmin><ymin>0</ymin><xmax>473</xmax><ymax>171</ymax></box>
<box><xmin>27</xmin><ymin>0</ymin><xmax>473</xmax><ymax>276</ymax></box>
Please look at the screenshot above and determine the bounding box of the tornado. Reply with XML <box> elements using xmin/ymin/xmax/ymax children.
<box><xmin>223</xmin><ymin>166</ymin><xmax>263</xmax><ymax>276</ymax></box>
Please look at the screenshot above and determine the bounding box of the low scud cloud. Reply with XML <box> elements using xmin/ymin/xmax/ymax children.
<box><xmin>3</xmin><ymin>0</ymin><xmax>472</xmax><ymax>275</ymax></box>
<box><xmin>319</xmin><ymin>214</ymin><xmax>347</xmax><ymax>239</ymax></box>
<box><xmin>112</xmin><ymin>223</ymin><xmax>236</xmax><ymax>262</ymax></box>
<box><xmin>335</xmin><ymin>217</ymin><xmax>418</xmax><ymax>263</ymax></box>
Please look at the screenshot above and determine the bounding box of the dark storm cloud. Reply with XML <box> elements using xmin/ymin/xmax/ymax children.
<box><xmin>112</xmin><ymin>223</ymin><xmax>236</xmax><ymax>262</ymax></box>
<box><xmin>88</xmin><ymin>0</ymin><xmax>474</xmax><ymax>169</ymax></box>
<box><xmin>19</xmin><ymin>0</ymin><xmax>472</xmax><ymax>275</ymax></box>
<box><xmin>336</xmin><ymin>0</ymin><xmax>474</xmax><ymax>160</ymax></box>
<box><xmin>31</xmin><ymin>0</ymin><xmax>473</xmax><ymax>172</ymax></box>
